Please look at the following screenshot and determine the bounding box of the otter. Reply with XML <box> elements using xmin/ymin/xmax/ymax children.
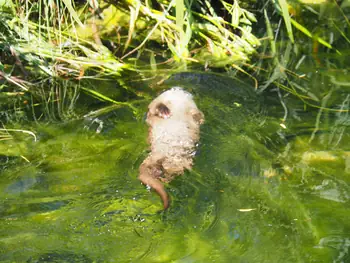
<box><xmin>139</xmin><ymin>87</ymin><xmax>204</xmax><ymax>209</ymax></box>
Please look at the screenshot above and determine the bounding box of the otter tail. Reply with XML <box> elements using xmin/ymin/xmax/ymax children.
<box><xmin>138</xmin><ymin>172</ymin><xmax>169</xmax><ymax>210</ymax></box>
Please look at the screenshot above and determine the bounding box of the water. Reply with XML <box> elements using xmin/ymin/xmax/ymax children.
<box><xmin>0</xmin><ymin>70</ymin><xmax>349</xmax><ymax>262</ymax></box>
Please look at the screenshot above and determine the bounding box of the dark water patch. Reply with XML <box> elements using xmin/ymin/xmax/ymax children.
<box><xmin>166</xmin><ymin>71</ymin><xmax>259</xmax><ymax>110</ymax></box>
<box><xmin>27</xmin><ymin>251</ymin><xmax>94</xmax><ymax>263</ymax></box>
<box><xmin>0</xmin><ymin>155</ymin><xmax>22</xmax><ymax>171</ymax></box>
<box><xmin>1</xmin><ymin>198</ymin><xmax>71</xmax><ymax>218</ymax></box>
<box><xmin>5</xmin><ymin>174</ymin><xmax>40</xmax><ymax>194</ymax></box>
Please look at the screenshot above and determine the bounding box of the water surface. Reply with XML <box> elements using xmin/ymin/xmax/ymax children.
<box><xmin>0</xmin><ymin>69</ymin><xmax>349</xmax><ymax>262</ymax></box>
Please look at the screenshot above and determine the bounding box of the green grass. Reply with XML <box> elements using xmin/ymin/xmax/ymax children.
<box><xmin>0</xmin><ymin>0</ymin><xmax>349</xmax><ymax>126</ymax></box>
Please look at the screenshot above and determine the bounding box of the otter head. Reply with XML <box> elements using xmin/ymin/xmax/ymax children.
<box><xmin>147</xmin><ymin>87</ymin><xmax>204</xmax><ymax>126</ymax></box>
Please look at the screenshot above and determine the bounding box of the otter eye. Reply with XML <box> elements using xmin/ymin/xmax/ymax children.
<box><xmin>156</xmin><ymin>103</ymin><xmax>171</xmax><ymax>119</ymax></box>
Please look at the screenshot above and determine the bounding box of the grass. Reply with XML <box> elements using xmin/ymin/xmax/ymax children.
<box><xmin>0</xmin><ymin>0</ymin><xmax>261</xmax><ymax>121</ymax></box>
<box><xmin>0</xmin><ymin>0</ymin><xmax>349</xmax><ymax>127</ymax></box>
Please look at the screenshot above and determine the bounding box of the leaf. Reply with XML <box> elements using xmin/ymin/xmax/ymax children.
<box><xmin>231</xmin><ymin>0</ymin><xmax>240</xmax><ymax>28</ymax></box>
<box><xmin>278</xmin><ymin>0</ymin><xmax>294</xmax><ymax>43</ymax></box>
<box><xmin>124</xmin><ymin>1</ymin><xmax>140</xmax><ymax>52</ymax></box>
<box><xmin>61</xmin><ymin>0</ymin><xmax>84</xmax><ymax>27</ymax></box>
<box><xmin>150</xmin><ymin>52</ymin><xmax>157</xmax><ymax>71</ymax></box>
<box><xmin>290</xmin><ymin>19</ymin><xmax>332</xmax><ymax>49</ymax></box>
<box><xmin>264</xmin><ymin>9</ymin><xmax>276</xmax><ymax>56</ymax></box>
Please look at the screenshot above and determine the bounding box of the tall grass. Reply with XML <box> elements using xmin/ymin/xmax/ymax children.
<box><xmin>255</xmin><ymin>0</ymin><xmax>349</xmax><ymax>132</ymax></box>
<box><xmin>0</xmin><ymin>0</ymin><xmax>348</xmax><ymax>126</ymax></box>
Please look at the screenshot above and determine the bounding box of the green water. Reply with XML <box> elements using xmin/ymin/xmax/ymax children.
<box><xmin>0</xmin><ymin>68</ymin><xmax>349</xmax><ymax>262</ymax></box>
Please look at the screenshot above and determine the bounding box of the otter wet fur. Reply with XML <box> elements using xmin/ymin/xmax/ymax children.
<box><xmin>139</xmin><ymin>87</ymin><xmax>204</xmax><ymax>209</ymax></box>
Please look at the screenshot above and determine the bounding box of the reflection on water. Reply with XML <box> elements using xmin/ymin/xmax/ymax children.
<box><xmin>0</xmin><ymin>71</ymin><xmax>349</xmax><ymax>262</ymax></box>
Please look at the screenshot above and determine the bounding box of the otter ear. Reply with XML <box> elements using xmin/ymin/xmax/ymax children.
<box><xmin>155</xmin><ymin>103</ymin><xmax>171</xmax><ymax>119</ymax></box>
<box><xmin>190</xmin><ymin>109</ymin><xmax>205</xmax><ymax>125</ymax></box>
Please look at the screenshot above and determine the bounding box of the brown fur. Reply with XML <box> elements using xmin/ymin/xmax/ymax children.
<box><xmin>139</xmin><ymin>88</ymin><xmax>204</xmax><ymax>209</ymax></box>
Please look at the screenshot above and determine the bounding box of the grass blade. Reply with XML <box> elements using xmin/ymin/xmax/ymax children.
<box><xmin>291</xmin><ymin>19</ymin><xmax>332</xmax><ymax>49</ymax></box>
<box><xmin>278</xmin><ymin>0</ymin><xmax>294</xmax><ymax>43</ymax></box>
<box><xmin>264</xmin><ymin>9</ymin><xmax>276</xmax><ymax>56</ymax></box>
<box><xmin>61</xmin><ymin>0</ymin><xmax>84</xmax><ymax>27</ymax></box>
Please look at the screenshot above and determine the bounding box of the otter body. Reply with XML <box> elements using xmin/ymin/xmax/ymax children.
<box><xmin>139</xmin><ymin>88</ymin><xmax>204</xmax><ymax>209</ymax></box>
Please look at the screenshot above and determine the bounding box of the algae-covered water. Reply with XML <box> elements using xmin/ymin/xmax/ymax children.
<box><xmin>0</xmin><ymin>67</ymin><xmax>349</xmax><ymax>262</ymax></box>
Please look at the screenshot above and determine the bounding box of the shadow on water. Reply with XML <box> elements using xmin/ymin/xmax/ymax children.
<box><xmin>0</xmin><ymin>71</ymin><xmax>349</xmax><ymax>262</ymax></box>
